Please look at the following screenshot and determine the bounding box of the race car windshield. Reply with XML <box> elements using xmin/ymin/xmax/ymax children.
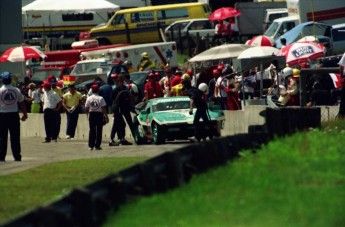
<box><xmin>152</xmin><ymin>101</ymin><xmax>190</xmax><ymax>112</ymax></box>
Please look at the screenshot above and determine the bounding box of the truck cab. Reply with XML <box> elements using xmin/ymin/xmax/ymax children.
<box><xmin>329</xmin><ymin>23</ymin><xmax>345</xmax><ymax>56</ymax></box>
<box><xmin>263</xmin><ymin>8</ymin><xmax>288</xmax><ymax>32</ymax></box>
<box><xmin>264</xmin><ymin>15</ymin><xmax>299</xmax><ymax>41</ymax></box>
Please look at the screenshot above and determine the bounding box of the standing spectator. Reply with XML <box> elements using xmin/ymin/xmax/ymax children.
<box><xmin>138</xmin><ymin>52</ymin><xmax>155</xmax><ymax>71</ymax></box>
<box><xmin>171</xmin><ymin>73</ymin><xmax>190</xmax><ymax>96</ymax></box>
<box><xmin>212</xmin><ymin>20</ymin><xmax>228</xmax><ymax>44</ymax></box>
<box><xmin>160</xmin><ymin>65</ymin><xmax>174</xmax><ymax>97</ymax></box>
<box><xmin>171</xmin><ymin>69</ymin><xmax>183</xmax><ymax>87</ymax></box>
<box><xmin>27</xmin><ymin>83</ymin><xmax>42</xmax><ymax>113</ymax></box>
<box><xmin>239</xmin><ymin>70</ymin><xmax>256</xmax><ymax>100</ymax></box>
<box><xmin>214</xmin><ymin>68</ymin><xmax>229</xmax><ymax>110</ymax></box>
<box><xmin>124</xmin><ymin>73</ymin><xmax>140</xmax><ymax>104</ymax></box>
<box><xmin>280</xmin><ymin>38</ymin><xmax>287</xmax><ymax>47</ymax></box>
<box><xmin>229</xmin><ymin>17</ymin><xmax>240</xmax><ymax>43</ymax></box>
<box><xmin>48</xmin><ymin>76</ymin><xmax>63</xmax><ymax>139</ymax></box>
<box><xmin>41</xmin><ymin>81</ymin><xmax>62</xmax><ymax>143</ymax></box>
<box><xmin>113</xmin><ymin>86</ymin><xmax>136</xmax><ymax>145</ymax></box>
<box><xmin>98</xmin><ymin>82</ymin><xmax>113</xmax><ymax>113</ymax></box>
<box><xmin>62</xmin><ymin>84</ymin><xmax>82</xmax><ymax>139</ymax></box>
<box><xmin>144</xmin><ymin>72</ymin><xmax>163</xmax><ymax>101</ymax></box>
<box><xmin>226</xmin><ymin>78</ymin><xmax>242</xmax><ymax>110</ymax></box>
<box><xmin>109</xmin><ymin>74</ymin><xmax>127</xmax><ymax>146</ymax></box>
<box><xmin>0</xmin><ymin>72</ymin><xmax>28</xmax><ymax>162</ymax></box>
<box><xmin>85</xmin><ymin>84</ymin><xmax>109</xmax><ymax>151</ymax></box>
<box><xmin>208</xmin><ymin>69</ymin><xmax>219</xmax><ymax>102</ymax></box>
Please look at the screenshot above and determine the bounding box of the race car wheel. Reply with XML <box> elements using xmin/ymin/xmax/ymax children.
<box><xmin>152</xmin><ymin>122</ymin><xmax>165</xmax><ymax>145</ymax></box>
<box><xmin>133</xmin><ymin>121</ymin><xmax>146</xmax><ymax>145</ymax></box>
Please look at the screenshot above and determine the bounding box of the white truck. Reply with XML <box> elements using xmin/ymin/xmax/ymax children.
<box><xmin>264</xmin><ymin>0</ymin><xmax>345</xmax><ymax>41</ymax></box>
<box><xmin>234</xmin><ymin>1</ymin><xmax>287</xmax><ymax>41</ymax></box>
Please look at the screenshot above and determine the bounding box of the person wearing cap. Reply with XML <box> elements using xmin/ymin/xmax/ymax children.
<box><xmin>144</xmin><ymin>72</ymin><xmax>163</xmax><ymax>101</ymax></box>
<box><xmin>41</xmin><ymin>81</ymin><xmax>62</xmax><ymax>143</ymax></box>
<box><xmin>159</xmin><ymin>65</ymin><xmax>174</xmax><ymax>97</ymax></box>
<box><xmin>85</xmin><ymin>84</ymin><xmax>108</xmax><ymax>150</ymax></box>
<box><xmin>208</xmin><ymin>68</ymin><xmax>220</xmax><ymax>103</ymax></box>
<box><xmin>214</xmin><ymin>65</ymin><xmax>229</xmax><ymax>110</ymax></box>
<box><xmin>48</xmin><ymin>75</ymin><xmax>63</xmax><ymax>139</ymax></box>
<box><xmin>171</xmin><ymin>73</ymin><xmax>190</xmax><ymax>96</ymax></box>
<box><xmin>138</xmin><ymin>52</ymin><xmax>155</xmax><ymax>72</ymax></box>
<box><xmin>0</xmin><ymin>72</ymin><xmax>28</xmax><ymax>161</ymax></box>
<box><xmin>27</xmin><ymin>83</ymin><xmax>42</xmax><ymax>113</ymax></box>
<box><xmin>62</xmin><ymin>84</ymin><xmax>82</xmax><ymax>139</ymax></box>
<box><xmin>170</xmin><ymin>70</ymin><xmax>183</xmax><ymax>87</ymax></box>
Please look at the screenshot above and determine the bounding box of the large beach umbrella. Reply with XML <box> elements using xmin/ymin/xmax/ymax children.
<box><xmin>246</xmin><ymin>35</ymin><xmax>275</xmax><ymax>47</ymax></box>
<box><xmin>209</xmin><ymin>7</ymin><xmax>241</xmax><ymax>21</ymax></box>
<box><xmin>277</xmin><ymin>41</ymin><xmax>326</xmax><ymax>66</ymax></box>
<box><xmin>0</xmin><ymin>46</ymin><xmax>46</xmax><ymax>62</ymax></box>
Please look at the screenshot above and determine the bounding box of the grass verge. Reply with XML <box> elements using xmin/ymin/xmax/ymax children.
<box><xmin>104</xmin><ymin>122</ymin><xmax>345</xmax><ymax>227</ymax></box>
<box><xmin>0</xmin><ymin>156</ymin><xmax>147</xmax><ymax>224</ymax></box>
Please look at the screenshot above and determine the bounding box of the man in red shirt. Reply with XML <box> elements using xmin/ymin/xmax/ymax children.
<box><xmin>144</xmin><ymin>72</ymin><xmax>163</xmax><ymax>101</ymax></box>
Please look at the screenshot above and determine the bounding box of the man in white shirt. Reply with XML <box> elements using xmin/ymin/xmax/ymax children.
<box><xmin>41</xmin><ymin>81</ymin><xmax>62</xmax><ymax>143</ymax></box>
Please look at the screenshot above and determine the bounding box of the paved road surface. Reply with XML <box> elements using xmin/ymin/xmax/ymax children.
<box><xmin>0</xmin><ymin>137</ymin><xmax>189</xmax><ymax>176</ymax></box>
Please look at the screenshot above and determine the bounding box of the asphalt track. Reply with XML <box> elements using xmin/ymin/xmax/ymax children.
<box><xmin>0</xmin><ymin>137</ymin><xmax>189</xmax><ymax>176</ymax></box>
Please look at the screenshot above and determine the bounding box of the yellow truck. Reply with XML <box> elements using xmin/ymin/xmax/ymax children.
<box><xmin>84</xmin><ymin>3</ymin><xmax>211</xmax><ymax>45</ymax></box>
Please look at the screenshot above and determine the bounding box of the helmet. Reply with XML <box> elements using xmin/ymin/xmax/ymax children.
<box><xmin>293</xmin><ymin>68</ymin><xmax>300</xmax><ymax>77</ymax></box>
<box><xmin>1</xmin><ymin>71</ymin><xmax>12</xmax><ymax>84</ymax></box>
<box><xmin>142</xmin><ymin>52</ymin><xmax>149</xmax><ymax>58</ymax></box>
<box><xmin>181</xmin><ymin>73</ymin><xmax>190</xmax><ymax>80</ymax></box>
<box><xmin>217</xmin><ymin>64</ymin><xmax>225</xmax><ymax>71</ymax></box>
<box><xmin>212</xmin><ymin>69</ymin><xmax>219</xmax><ymax>75</ymax></box>
<box><xmin>283</xmin><ymin>67</ymin><xmax>293</xmax><ymax>79</ymax></box>
<box><xmin>198</xmin><ymin>83</ymin><xmax>209</xmax><ymax>93</ymax></box>
<box><xmin>148</xmin><ymin>72</ymin><xmax>155</xmax><ymax>78</ymax></box>
<box><xmin>186</xmin><ymin>69</ymin><xmax>193</xmax><ymax>76</ymax></box>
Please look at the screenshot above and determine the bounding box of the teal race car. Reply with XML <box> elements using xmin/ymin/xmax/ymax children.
<box><xmin>133</xmin><ymin>96</ymin><xmax>225</xmax><ymax>144</ymax></box>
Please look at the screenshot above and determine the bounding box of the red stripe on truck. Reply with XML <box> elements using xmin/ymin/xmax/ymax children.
<box><xmin>153</xmin><ymin>46</ymin><xmax>167</xmax><ymax>65</ymax></box>
<box><xmin>307</xmin><ymin>7</ymin><xmax>345</xmax><ymax>22</ymax></box>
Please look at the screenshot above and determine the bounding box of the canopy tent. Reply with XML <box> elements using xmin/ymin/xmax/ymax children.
<box><xmin>22</xmin><ymin>0</ymin><xmax>120</xmax><ymax>14</ymax></box>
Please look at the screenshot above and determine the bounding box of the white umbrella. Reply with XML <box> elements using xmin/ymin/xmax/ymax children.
<box><xmin>237</xmin><ymin>46</ymin><xmax>279</xmax><ymax>59</ymax></box>
<box><xmin>189</xmin><ymin>44</ymin><xmax>251</xmax><ymax>63</ymax></box>
<box><xmin>237</xmin><ymin>46</ymin><xmax>279</xmax><ymax>98</ymax></box>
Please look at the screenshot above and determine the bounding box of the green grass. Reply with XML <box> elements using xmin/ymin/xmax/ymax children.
<box><xmin>104</xmin><ymin>122</ymin><xmax>345</xmax><ymax>227</ymax></box>
<box><xmin>0</xmin><ymin>156</ymin><xmax>148</xmax><ymax>224</ymax></box>
<box><xmin>1</xmin><ymin>121</ymin><xmax>345</xmax><ymax>226</ymax></box>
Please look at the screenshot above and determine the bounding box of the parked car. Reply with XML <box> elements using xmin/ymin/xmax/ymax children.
<box><xmin>132</xmin><ymin>96</ymin><xmax>225</xmax><ymax>144</ymax></box>
<box><xmin>67</xmin><ymin>59</ymin><xmax>129</xmax><ymax>86</ymax></box>
<box><xmin>164</xmin><ymin>18</ymin><xmax>215</xmax><ymax>47</ymax></box>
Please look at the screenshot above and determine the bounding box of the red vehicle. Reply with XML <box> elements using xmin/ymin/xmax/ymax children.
<box><xmin>31</xmin><ymin>41</ymin><xmax>131</xmax><ymax>85</ymax></box>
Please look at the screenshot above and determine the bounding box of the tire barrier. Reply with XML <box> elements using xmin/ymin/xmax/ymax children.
<box><xmin>3</xmin><ymin>107</ymin><xmax>321</xmax><ymax>226</ymax></box>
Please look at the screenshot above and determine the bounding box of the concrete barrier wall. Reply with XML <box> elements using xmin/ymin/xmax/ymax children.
<box><xmin>20</xmin><ymin>105</ymin><xmax>339</xmax><ymax>139</ymax></box>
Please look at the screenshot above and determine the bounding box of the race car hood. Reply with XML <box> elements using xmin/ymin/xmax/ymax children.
<box><xmin>151</xmin><ymin>109</ymin><xmax>224</xmax><ymax>125</ymax></box>
<box><xmin>152</xmin><ymin>110</ymin><xmax>194</xmax><ymax>124</ymax></box>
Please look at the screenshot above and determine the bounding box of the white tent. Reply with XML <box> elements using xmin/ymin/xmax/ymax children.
<box><xmin>22</xmin><ymin>0</ymin><xmax>120</xmax><ymax>14</ymax></box>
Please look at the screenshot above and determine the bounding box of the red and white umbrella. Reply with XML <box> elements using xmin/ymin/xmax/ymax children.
<box><xmin>277</xmin><ymin>41</ymin><xmax>326</xmax><ymax>66</ymax></box>
<box><xmin>209</xmin><ymin>7</ymin><xmax>241</xmax><ymax>21</ymax></box>
<box><xmin>246</xmin><ymin>35</ymin><xmax>275</xmax><ymax>47</ymax></box>
<box><xmin>0</xmin><ymin>46</ymin><xmax>46</xmax><ymax>62</ymax></box>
